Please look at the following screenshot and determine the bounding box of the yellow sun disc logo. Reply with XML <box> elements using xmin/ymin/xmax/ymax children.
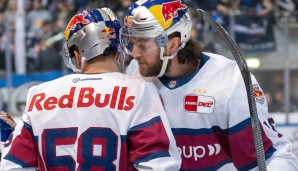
<box><xmin>149</xmin><ymin>5</ymin><xmax>173</xmax><ymax>30</ymax></box>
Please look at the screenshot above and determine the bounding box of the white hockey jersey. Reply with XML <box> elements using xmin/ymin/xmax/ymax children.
<box><xmin>126</xmin><ymin>52</ymin><xmax>298</xmax><ymax>170</ymax></box>
<box><xmin>0</xmin><ymin>72</ymin><xmax>181</xmax><ymax>171</ymax></box>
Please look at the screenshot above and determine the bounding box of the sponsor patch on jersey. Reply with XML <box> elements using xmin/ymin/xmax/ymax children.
<box><xmin>168</xmin><ymin>81</ymin><xmax>176</xmax><ymax>88</ymax></box>
<box><xmin>177</xmin><ymin>143</ymin><xmax>221</xmax><ymax>161</ymax></box>
<box><xmin>72</xmin><ymin>77</ymin><xmax>102</xmax><ymax>83</ymax></box>
<box><xmin>184</xmin><ymin>95</ymin><xmax>215</xmax><ymax>114</ymax></box>
<box><xmin>253</xmin><ymin>84</ymin><xmax>265</xmax><ymax>104</ymax></box>
<box><xmin>27</xmin><ymin>86</ymin><xmax>136</xmax><ymax>112</ymax></box>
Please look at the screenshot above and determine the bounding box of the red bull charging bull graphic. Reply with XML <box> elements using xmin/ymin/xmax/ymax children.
<box><xmin>162</xmin><ymin>0</ymin><xmax>187</xmax><ymax>22</ymax></box>
<box><xmin>147</xmin><ymin>0</ymin><xmax>188</xmax><ymax>30</ymax></box>
<box><xmin>64</xmin><ymin>11</ymin><xmax>91</xmax><ymax>41</ymax></box>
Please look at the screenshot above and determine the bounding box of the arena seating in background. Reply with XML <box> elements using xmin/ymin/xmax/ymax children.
<box><xmin>0</xmin><ymin>70</ymin><xmax>62</xmax><ymax>88</ymax></box>
<box><xmin>0</xmin><ymin>70</ymin><xmax>63</xmax><ymax>115</ymax></box>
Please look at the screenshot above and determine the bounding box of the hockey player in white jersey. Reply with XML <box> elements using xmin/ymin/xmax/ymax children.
<box><xmin>0</xmin><ymin>7</ymin><xmax>181</xmax><ymax>171</ymax></box>
<box><xmin>120</xmin><ymin>0</ymin><xmax>298</xmax><ymax>170</ymax></box>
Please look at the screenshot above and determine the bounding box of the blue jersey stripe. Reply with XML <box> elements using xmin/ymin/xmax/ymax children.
<box><xmin>180</xmin><ymin>159</ymin><xmax>232</xmax><ymax>171</ymax></box>
<box><xmin>172</xmin><ymin>126</ymin><xmax>228</xmax><ymax>136</ymax></box>
<box><xmin>4</xmin><ymin>154</ymin><xmax>30</xmax><ymax>167</ymax></box>
<box><xmin>121</xmin><ymin>135</ymin><xmax>127</xmax><ymax>142</ymax></box>
<box><xmin>228</xmin><ymin>118</ymin><xmax>251</xmax><ymax>135</ymax></box>
<box><xmin>238</xmin><ymin>146</ymin><xmax>276</xmax><ymax>171</ymax></box>
<box><xmin>172</xmin><ymin>118</ymin><xmax>252</xmax><ymax>136</ymax></box>
<box><xmin>23</xmin><ymin>121</ymin><xmax>33</xmax><ymax>134</ymax></box>
<box><xmin>134</xmin><ymin>151</ymin><xmax>170</xmax><ymax>164</ymax></box>
<box><xmin>128</xmin><ymin>116</ymin><xmax>161</xmax><ymax>133</ymax></box>
<box><xmin>34</xmin><ymin>136</ymin><xmax>38</xmax><ymax>143</ymax></box>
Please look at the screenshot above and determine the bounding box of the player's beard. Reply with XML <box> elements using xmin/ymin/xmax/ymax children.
<box><xmin>138</xmin><ymin>58</ymin><xmax>163</xmax><ymax>77</ymax></box>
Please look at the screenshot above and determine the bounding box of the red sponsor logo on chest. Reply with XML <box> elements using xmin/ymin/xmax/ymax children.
<box><xmin>184</xmin><ymin>95</ymin><xmax>215</xmax><ymax>113</ymax></box>
<box><xmin>184</xmin><ymin>95</ymin><xmax>198</xmax><ymax>112</ymax></box>
<box><xmin>28</xmin><ymin>86</ymin><xmax>135</xmax><ymax>112</ymax></box>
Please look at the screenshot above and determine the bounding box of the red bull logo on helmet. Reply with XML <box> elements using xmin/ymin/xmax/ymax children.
<box><xmin>100</xmin><ymin>27</ymin><xmax>116</xmax><ymax>40</ymax></box>
<box><xmin>162</xmin><ymin>0</ymin><xmax>187</xmax><ymax>22</ymax></box>
<box><xmin>64</xmin><ymin>11</ymin><xmax>91</xmax><ymax>41</ymax></box>
<box><xmin>148</xmin><ymin>0</ymin><xmax>187</xmax><ymax>30</ymax></box>
<box><xmin>124</xmin><ymin>16</ymin><xmax>133</xmax><ymax>27</ymax></box>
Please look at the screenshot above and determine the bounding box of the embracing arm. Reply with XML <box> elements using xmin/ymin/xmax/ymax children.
<box><xmin>128</xmin><ymin>82</ymin><xmax>181</xmax><ymax>171</ymax></box>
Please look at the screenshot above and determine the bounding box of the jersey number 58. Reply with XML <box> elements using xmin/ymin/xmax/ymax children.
<box><xmin>41</xmin><ymin>127</ymin><xmax>118</xmax><ymax>170</ymax></box>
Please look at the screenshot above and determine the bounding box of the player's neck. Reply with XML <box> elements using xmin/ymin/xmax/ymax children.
<box><xmin>83</xmin><ymin>61</ymin><xmax>118</xmax><ymax>73</ymax></box>
<box><xmin>164</xmin><ymin>58</ymin><xmax>199</xmax><ymax>79</ymax></box>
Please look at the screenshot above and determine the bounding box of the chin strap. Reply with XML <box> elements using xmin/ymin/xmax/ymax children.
<box><xmin>156</xmin><ymin>43</ymin><xmax>185</xmax><ymax>77</ymax></box>
<box><xmin>157</xmin><ymin>47</ymin><xmax>167</xmax><ymax>77</ymax></box>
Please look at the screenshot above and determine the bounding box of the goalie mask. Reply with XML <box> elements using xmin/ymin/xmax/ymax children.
<box><xmin>63</xmin><ymin>8</ymin><xmax>122</xmax><ymax>73</ymax></box>
<box><xmin>120</xmin><ymin>0</ymin><xmax>192</xmax><ymax>77</ymax></box>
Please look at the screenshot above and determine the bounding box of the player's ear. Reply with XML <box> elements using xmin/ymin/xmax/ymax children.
<box><xmin>73</xmin><ymin>50</ymin><xmax>81</xmax><ymax>68</ymax></box>
<box><xmin>115</xmin><ymin>52</ymin><xmax>120</xmax><ymax>61</ymax></box>
<box><xmin>166</xmin><ymin>36</ymin><xmax>180</xmax><ymax>54</ymax></box>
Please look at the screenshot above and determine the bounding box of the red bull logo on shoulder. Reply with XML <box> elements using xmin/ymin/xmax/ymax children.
<box><xmin>253</xmin><ymin>84</ymin><xmax>264</xmax><ymax>99</ymax></box>
<box><xmin>162</xmin><ymin>0</ymin><xmax>187</xmax><ymax>22</ymax></box>
<box><xmin>253</xmin><ymin>84</ymin><xmax>265</xmax><ymax>104</ymax></box>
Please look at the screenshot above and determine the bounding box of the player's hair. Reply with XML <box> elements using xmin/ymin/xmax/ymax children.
<box><xmin>69</xmin><ymin>44</ymin><xmax>117</xmax><ymax>66</ymax></box>
<box><xmin>169</xmin><ymin>32</ymin><xmax>202</xmax><ymax>66</ymax></box>
<box><xmin>69</xmin><ymin>45</ymin><xmax>116</xmax><ymax>59</ymax></box>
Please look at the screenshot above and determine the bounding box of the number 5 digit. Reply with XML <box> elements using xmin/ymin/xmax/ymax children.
<box><xmin>42</xmin><ymin>128</ymin><xmax>77</xmax><ymax>170</ymax></box>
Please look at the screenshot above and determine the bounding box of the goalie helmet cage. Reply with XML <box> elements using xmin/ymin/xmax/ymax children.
<box><xmin>196</xmin><ymin>9</ymin><xmax>267</xmax><ymax>171</ymax></box>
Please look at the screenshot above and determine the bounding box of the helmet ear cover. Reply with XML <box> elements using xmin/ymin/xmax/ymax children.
<box><xmin>156</xmin><ymin>31</ymin><xmax>168</xmax><ymax>48</ymax></box>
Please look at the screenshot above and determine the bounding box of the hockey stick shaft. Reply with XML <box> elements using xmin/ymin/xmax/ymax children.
<box><xmin>196</xmin><ymin>9</ymin><xmax>267</xmax><ymax>171</ymax></box>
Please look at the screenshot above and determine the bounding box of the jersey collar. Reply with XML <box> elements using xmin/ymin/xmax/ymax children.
<box><xmin>159</xmin><ymin>54</ymin><xmax>210</xmax><ymax>90</ymax></box>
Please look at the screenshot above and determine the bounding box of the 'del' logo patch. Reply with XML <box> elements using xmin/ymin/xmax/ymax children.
<box><xmin>184</xmin><ymin>95</ymin><xmax>215</xmax><ymax>114</ymax></box>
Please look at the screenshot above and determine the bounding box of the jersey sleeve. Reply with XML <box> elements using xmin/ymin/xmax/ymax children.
<box><xmin>227</xmin><ymin>70</ymin><xmax>298</xmax><ymax>170</ymax></box>
<box><xmin>0</xmin><ymin>113</ymin><xmax>38</xmax><ymax>171</ymax></box>
<box><xmin>128</xmin><ymin>81</ymin><xmax>181</xmax><ymax>171</ymax></box>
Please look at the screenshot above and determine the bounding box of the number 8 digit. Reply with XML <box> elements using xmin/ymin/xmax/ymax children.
<box><xmin>78</xmin><ymin>127</ymin><xmax>117</xmax><ymax>170</ymax></box>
